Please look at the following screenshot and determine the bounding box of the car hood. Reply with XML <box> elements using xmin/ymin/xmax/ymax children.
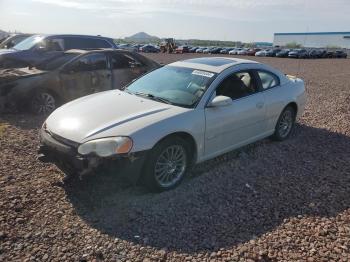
<box><xmin>0</xmin><ymin>67</ymin><xmax>47</xmax><ymax>85</ymax></box>
<box><xmin>0</xmin><ymin>48</ymin><xmax>17</xmax><ymax>55</ymax></box>
<box><xmin>45</xmin><ymin>90</ymin><xmax>187</xmax><ymax>143</ymax></box>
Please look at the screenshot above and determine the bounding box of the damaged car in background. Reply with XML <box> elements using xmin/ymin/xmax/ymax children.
<box><xmin>0</xmin><ymin>49</ymin><xmax>159</xmax><ymax>114</ymax></box>
<box><xmin>38</xmin><ymin>57</ymin><xmax>306</xmax><ymax>192</ymax></box>
<box><xmin>0</xmin><ymin>34</ymin><xmax>117</xmax><ymax>69</ymax></box>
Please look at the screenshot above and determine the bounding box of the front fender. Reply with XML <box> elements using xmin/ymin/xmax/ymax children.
<box><xmin>4</xmin><ymin>73</ymin><xmax>55</xmax><ymax>109</ymax></box>
<box><xmin>130</xmin><ymin>109</ymin><xmax>205</xmax><ymax>163</ymax></box>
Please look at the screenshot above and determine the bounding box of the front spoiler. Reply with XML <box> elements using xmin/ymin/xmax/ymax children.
<box><xmin>38</xmin><ymin>129</ymin><xmax>148</xmax><ymax>183</ymax></box>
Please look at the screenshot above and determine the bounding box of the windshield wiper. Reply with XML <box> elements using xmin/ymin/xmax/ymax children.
<box><xmin>133</xmin><ymin>91</ymin><xmax>173</xmax><ymax>105</ymax></box>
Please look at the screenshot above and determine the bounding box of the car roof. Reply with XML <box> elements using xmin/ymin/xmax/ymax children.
<box><xmin>170</xmin><ymin>57</ymin><xmax>259</xmax><ymax>73</ymax></box>
<box><xmin>31</xmin><ymin>34</ymin><xmax>114</xmax><ymax>41</ymax></box>
<box><xmin>64</xmin><ymin>48</ymin><xmax>134</xmax><ymax>55</ymax></box>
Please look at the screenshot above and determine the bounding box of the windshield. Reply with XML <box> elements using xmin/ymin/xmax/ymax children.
<box><xmin>13</xmin><ymin>35</ymin><xmax>45</xmax><ymax>51</ymax></box>
<box><xmin>0</xmin><ymin>35</ymin><xmax>29</xmax><ymax>49</ymax></box>
<box><xmin>35</xmin><ymin>53</ymin><xmax>78</xmax><ymax>71</ymax></box>
<box><xmin>126</xmin><ymin>66</ymin><xmax>217</xmax><ymax>108</ymax></box>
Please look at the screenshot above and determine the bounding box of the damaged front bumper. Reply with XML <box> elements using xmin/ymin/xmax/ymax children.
<box><xmin>38</xmin><ymin>129</ymin><xmax>147</xmax><ymax>183</ymax></box>
<box><xmin>0</xmin><ymin>88</ymin><xmax>17</xmax><ymax>113</ymax></box>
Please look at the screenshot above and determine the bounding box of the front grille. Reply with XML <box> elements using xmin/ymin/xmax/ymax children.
<box><xmin>45</xmin><ymin>129</ymin><xmax>79</xmax><ymax>148</ymax></box>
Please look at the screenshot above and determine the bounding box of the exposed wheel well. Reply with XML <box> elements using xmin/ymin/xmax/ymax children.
<box><xmin>286</xmin><ymin>102</ymin><xmax>298</xmax><ymax>116</ymax></box>
<box><xmin>24</xmin><ymin>88</ymin><xmax>63</xmax><ymax>114</ymax></box>
<box><xmin>156</xmin><ymin>132</ymin><xmax>198</xmax><ymax>165</ymax></box>
<box><xmin>29</xmin><ymin>88</ymin><xmax>62</xmax><ymax>105</ymax></box>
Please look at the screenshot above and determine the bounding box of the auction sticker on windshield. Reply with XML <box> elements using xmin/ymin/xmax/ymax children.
<box><xmin>192</xmin><ymin>70</ymin><xmax>215</xmax><ymax>78</ymax></box>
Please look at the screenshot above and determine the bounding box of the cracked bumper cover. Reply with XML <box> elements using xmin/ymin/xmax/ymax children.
<box><xmin>0</xmin><ymin>87</ymin><xmax>24</xmax><ymax>112</ymax></box>
<box><xmin>38</xmin><ymin>129</ymin><xmax>148</xmax><ymax>183</ymax></box>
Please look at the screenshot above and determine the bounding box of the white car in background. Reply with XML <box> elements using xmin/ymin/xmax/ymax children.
<box><xmin>237</xmin><ymin>48</ymin><xmax>249</xmax><ymax>55</ymax></box>
<box><xmin>39</xmin><ymin>57</ymin><xmax>306</xmax><ymax>191</ymax></box>
<box><xmin>229</xmin><ymin>48</ymin><xmax>242</xmax><ymax>55</ymax></box>
<box><xmin>255</xmin><ymin>49</ymin><xmax>268</xmax><ymax>57</ymax></box>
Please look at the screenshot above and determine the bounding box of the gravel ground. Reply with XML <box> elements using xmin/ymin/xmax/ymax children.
<box><xmin>1</xmin><ymin>54</ymin><xmax>350</xmax><ymax>261</ymax></box>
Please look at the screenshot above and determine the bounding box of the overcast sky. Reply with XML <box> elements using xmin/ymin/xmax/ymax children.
<box><xmin>0</xmin><ymin>0</ymin><xmax>349</xmax><ymax>42</ymax></box>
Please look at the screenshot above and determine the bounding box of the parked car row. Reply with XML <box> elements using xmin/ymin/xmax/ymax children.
<box><xmin>233</xmin><ymin>48</ymin><xmax>348</xmax><ymax>59</ymax></box>
<box><xmin>137</xmin><ymin>43</ymin><xmax>348</xmax><ymax>59</ymax></box>
<box><xmin>113</xmin><ymin>40</ymin><xmax>349</xmax><ymax>59</ymax></box>
<box><xmin>116</xmin><ymin>43</ymin><xmax>161</xmax><ymax>53</ymax></box>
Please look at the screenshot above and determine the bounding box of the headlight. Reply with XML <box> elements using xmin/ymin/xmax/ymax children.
<box><xmin>78</xmin><ymin>137</ymin><xmax>133</xmax><ymax>157</ymax></box>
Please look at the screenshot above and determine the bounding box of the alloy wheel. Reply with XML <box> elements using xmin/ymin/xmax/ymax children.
<box><xmin>278</xmin><ymin>109</ymin><xmax>293</xmax><ymax>138</ymax></box>
<box><xmin>154</xmin><ymin>145</ymin><xmax>187</xmax><ymax>188</ymax></box>
<box><xmin>31</xmin><ymin>92</ymin><xmax>56</xmax><ymax>114</ymax></box>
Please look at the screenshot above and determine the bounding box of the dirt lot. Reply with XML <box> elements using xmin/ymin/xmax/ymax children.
<box><xmin>1</xmin><ymin>54</ymin><xmax>350</xmax><ymax>261</ymax></box>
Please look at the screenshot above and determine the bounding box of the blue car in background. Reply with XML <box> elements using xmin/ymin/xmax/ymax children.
<box><xmin>139</xmin><ymin>44</ymin><xmax>159</xmax><ymax>53</ymax></box>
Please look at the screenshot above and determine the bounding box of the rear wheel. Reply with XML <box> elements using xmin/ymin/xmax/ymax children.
<box><xmin>272</xmin><ymin>106</ymin><xmax>296</xmax><ymax>141</ymax></box>
<box><xmin>143</xmin><ymin>137</ymin><xmax>191</xmax><ymax>192</ymax></box>
<box><xmin>30</xmin><ymin>91</ymin><xmax>57</xmax><ymax>115</ymax></box>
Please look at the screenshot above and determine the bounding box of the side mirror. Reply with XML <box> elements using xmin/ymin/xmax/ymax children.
<box><xmin>208</xmin><ymin>96</ymin><xmax>232</xmax><ymax>108</ymax></box>
<box><xmin>35</xmin><ymin>46</ymin><xmax>49</xmax><ymax>53</ymax></box>
<box><xmin>61</xmin><ymin>66</ymin><xmax>75</xmax><ymax>74</ymax></box>
<box><xmin>129</xmin><ymin>61</ymin><xmax>142</xmax><ymax>68</ymax></box>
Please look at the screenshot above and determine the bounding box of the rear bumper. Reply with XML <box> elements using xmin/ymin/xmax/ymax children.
<box><xmin>38</xmin><ymin>129</ymin><xmax>148</xmax><ymax>183</ymax></box>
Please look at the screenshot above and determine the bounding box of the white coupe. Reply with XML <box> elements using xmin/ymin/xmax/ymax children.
<box><xmin>39</xmin><ymin>57</ymin><xmax>306</xmax><ymax>191</ymax></box>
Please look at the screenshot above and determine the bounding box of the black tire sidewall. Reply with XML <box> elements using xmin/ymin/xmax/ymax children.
<box><xmin>143</xmin><ymin>137</ymin><xmax>191</xmax><ymax>192</ymax></box>
<box><xmin>272</xmin><ymin>106</ymin><xmax>296</xmax><ymax>141</ymax></box>
<box><xmin>30</xmin><ymin>90</ymin><xmax>57</xmax><ymax>115</ymax></box>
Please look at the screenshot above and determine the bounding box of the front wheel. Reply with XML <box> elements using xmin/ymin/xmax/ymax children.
<box><xmin>30</xmin><ymin>91</ymin><xmax>57</xmax><ymax>115</ymax></box>
<box><xmin>143</xmin><ymin>137</ymin><xmax>191</xmax><ymax>192</ymax></box>
<box><xmin>271</xmin><ymin>106</ymin><xmax>296</xmax><ymax>141</ymax></box>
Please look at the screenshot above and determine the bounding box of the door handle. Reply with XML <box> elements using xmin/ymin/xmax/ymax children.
<box><xmin>256</xmin><ymin>102</ymin><xmax>264</xmax><ymax>109</ymax></box>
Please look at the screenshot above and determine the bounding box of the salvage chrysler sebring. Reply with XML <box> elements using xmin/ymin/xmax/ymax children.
<box><xmin>39</xmin><ymin>57</ymin><xmax>306</xmax><ymax>191</ymax></box>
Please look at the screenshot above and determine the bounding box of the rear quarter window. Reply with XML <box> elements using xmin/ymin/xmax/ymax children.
<box><xmin>257</xmin><ymin>71</ymin><xmax>280</xmax><ymax>90</ymax></box>
<box><xmin>94</xmin><ymin>39</ymin><xmax>112</xmax><ymax>48</ymax></box>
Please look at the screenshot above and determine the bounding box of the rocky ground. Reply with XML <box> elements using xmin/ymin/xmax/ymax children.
<box><xmin>1</xmin><ymin>54</ymin><xmax>350</xmax><ymax>261</ymax></box>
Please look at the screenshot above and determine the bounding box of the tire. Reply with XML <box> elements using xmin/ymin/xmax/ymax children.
<box><xmin>143</xmin><ymin>137</ymin><xmax>192</xmax><ymax>192</ymax></box>
<box><xmin>271</xmin><ymin>106</ymin><xmax>296</xmax><ymax>141</ymax></box>
<box><xmin>30</xmin><ymin>91</ymin><xmax>57</xmax><ymax>115</ymax></box>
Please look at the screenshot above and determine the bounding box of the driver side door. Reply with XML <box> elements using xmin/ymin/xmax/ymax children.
<box><xmin>59</xmin><ymin>53</ymin><xmax>111</xmax><ymax>101</ymax></box>
<box><xmin>204</xmin><ymin>70</ymin><xmax>267</xmax><ymax>157</ymax></box>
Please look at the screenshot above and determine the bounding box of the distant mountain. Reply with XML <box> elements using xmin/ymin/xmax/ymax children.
<box><xmin>125</xmin><ymin>32</ymin><xmax>160</xmax><ymax>43</ymax></box>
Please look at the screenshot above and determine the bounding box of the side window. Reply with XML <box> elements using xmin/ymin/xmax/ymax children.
<box><xmin>48</xmin><ymin>38</ymin><xmax>64</xmax><ymax>51</ymax></box>
<box><xmin>94</xmin><ymin>39</ymin><xmax>112</xmax><ymax>48</ymax></box>
<box><xmin>40</xmin><ymin>38</ymin><xmax>64</xmax><ymax>51</ymax></box>
<box><xmin>257</xmin><ymin>71</ymin><xmax>280</xmax><ymax>90</ymax></box>
<box><xmin>111</xmin><ymin>54</ymin><xmax>142</xmax><ymax>69</ymax></box>
<box><xmin>64</xmin><ymin>37</ymin><xmax>111</xmax><ymax>50</ymax></box>
<box><xmin>64</xmin><ymin>37</ymin><xmax>86</xmax><ymax>50</ymax></box>
<box><xmin>216</xmin><ymin>71</ymin><xmax>258</xmax><ymax>100</ymax></box>
<box><xmin>69</xmin><ymin>53</ymin><xmax>107</xmax><ymax>72</ymax></box>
